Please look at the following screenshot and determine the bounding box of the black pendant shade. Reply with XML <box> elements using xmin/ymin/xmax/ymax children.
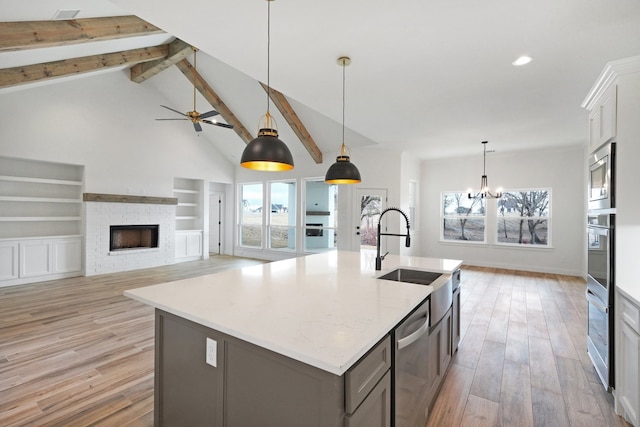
<box><xmin>325</xmin><ymin>151</ymin><xmax>361</xmax><ymax>184</ymax></box>
<box><xmin>241</xmin><ymin>127</ymin><xmax>294</xmax><ymax>172</ymax></box>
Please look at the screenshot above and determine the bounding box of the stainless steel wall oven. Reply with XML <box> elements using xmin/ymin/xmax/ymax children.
<box><xmin>586</xmin><ymin>210</ymin><xmax>615</xmax><ymax>390</ymax></box>
<box><xmin>588</xmin><ymin>142</ymin><xmax>616</xmax><ymax>211</ymax></box>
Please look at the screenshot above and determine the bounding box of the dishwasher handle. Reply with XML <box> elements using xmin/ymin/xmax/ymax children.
<box><xmin>397</xmin><ymin>314</ymin><xmax>430</xmax><ymax>350</ymax></box>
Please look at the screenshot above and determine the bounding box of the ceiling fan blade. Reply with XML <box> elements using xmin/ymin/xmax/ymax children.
<box><xmin>202</xmin><ymin>119</ymin><xmax>234</xmax><ymax>129</ymax></box>
<box><xmin>155</xmin><ymin>118</ymin><xmax>189</xmax><ymax>121</ymax></box>
<box><xmin>160</xmin><ymin>105</ymin><xmax>188</xmax><ymax>117</ymax></box>
<box><xmin>193</xmin><ymin>122</ymin><xmax>203</xmax><ymax>132</ymax></box>
<box><xmin>199</xmin><ymin>110</ymin><xmax>220</xmax><ymax>119</ymax></box>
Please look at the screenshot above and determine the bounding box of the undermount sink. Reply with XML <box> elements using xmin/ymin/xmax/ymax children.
<box><xmin>378</xmin><ymin>268</ymin><xmax>442</xmax><ymax>286</ymax></box>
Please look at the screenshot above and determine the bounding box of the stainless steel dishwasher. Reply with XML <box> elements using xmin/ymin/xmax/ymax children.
<box><xmin>393</xmin><ymin>276</ymin><xmax>453</xmax><ymax>427</ymax></box>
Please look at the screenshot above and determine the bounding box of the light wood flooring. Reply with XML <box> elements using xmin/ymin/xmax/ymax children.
<box><xmin>0</xmin><ymin>258</ymin><xmax>630</xmax><ymax>426</ymax></box>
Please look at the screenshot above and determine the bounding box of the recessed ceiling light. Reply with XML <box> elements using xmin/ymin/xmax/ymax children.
<box><xmin>512</xmin><ymin>56</ymin><xmax>532</xmax><ymax>66</ymax></box>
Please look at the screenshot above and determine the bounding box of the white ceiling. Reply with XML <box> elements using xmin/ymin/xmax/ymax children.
<box><xmin>3</xmin><ymin>0</ymin><xmax>640</xmax><ymax>161</ymax></box>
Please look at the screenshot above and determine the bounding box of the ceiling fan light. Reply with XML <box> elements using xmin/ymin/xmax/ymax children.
<box><xmin>241</xmin><ymin>127</ymin><xmax>294</xmax><ymax>171</ymax></box>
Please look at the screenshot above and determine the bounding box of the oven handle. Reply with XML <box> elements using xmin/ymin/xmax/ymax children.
<box><xmin>586</xmin><ymin>226</ymin><xmax>609</xmax><ymax>236</ymax></box>
<box><xmin>586</xmin><ymin>289</ymin><xmax>609</xmax><ymax>314</ymax></box>
<box><xmin>397</xmin><ymin>314</ymin><xmax>430</xmax><ymax>350</ymax></box>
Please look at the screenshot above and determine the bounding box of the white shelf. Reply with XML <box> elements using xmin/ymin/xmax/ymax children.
<box><xmin>173</xmin><ymin>189</ymin><xmax>199</xmax><ymax>194</ymax></box>
<box><xmin>0</xmin><ymin>175</ymin><xmax>83</xmax><ymax>186</ymax></box>
<box><xmin>178</xmin><ymin>202</ymin><xmax>197</xmax><ymax>207</ymax></box>
<box><xmin>0</xmin><ymin>196</ymin><xmax>82</xmax><ymax>203</ymax></box>
<box><xmin>0</xmin><ymin>217</ymin><xmax>82</xmax><ymax>222</ymax></box>
<box><xmin>176</xmin><ymin>216</ymin><xmax>197</xmax><ymax>221</ymax></box>
<box><xmin>0</xmin><ymin>156</ymin><xmax>84</xmax><ymax>241</ymax></box>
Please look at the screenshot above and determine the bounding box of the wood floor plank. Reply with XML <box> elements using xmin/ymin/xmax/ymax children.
<box><xmin>469</xmin><ymin>340</ymin><xmax>505</xmax><ymax>403</ymax></box>
<box><xmin>531</xmin><ymin>387</ymin><xmax>570</xmax><ymax>427</ymax></box>
<box><xmin>500</xmin><ymin>359</ymin><xmax>534</xmax><ymax>426</ymax></box>
<box><xmin>556</xmin><ymin>355</ymin><xmax>607</xmax><ymax>426</ymax></box>
<box><xmin>426</xmin><ymin>363</ymin><xmax>475</xmax><ymax>427</ymax></box>
<box><xmin>460</xmin><ymin>394</ymin><xmax>500</xmax><ymax>427</ymax></box>
<box><xmin>529</xmin><ymin>336</ymin><xmax>562</xmax><ymax>394</ymax></box>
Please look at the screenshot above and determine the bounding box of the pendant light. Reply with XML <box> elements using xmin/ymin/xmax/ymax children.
<box><xmin>468</xmin><ymin>141</ymin><xmax>502</xmax><ymax>199</ymax></box>
<box><xmin>325</xmin><ymin>56</ymin><xmax>361</xmax><ymax>184</ymax></box>
<box><xmin>241</xmin><ymin>0</ymin><xmax>294</xmax><ymax>172</ymax></box>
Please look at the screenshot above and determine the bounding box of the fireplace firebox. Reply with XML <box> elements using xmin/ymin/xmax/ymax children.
<box><xmin>110</xmin><ymin>225</ymin><xmax>159</xmax><ymax>251</ymax></box>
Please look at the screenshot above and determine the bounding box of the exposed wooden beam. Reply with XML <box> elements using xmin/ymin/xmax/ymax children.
<box><xmin>176</xmin><ymin>58</ymin><xmax>254</xmax><ymax>144</ymax></box>
<box><xmin>0</xmin><ymin>45</ymin><xmax>168</xmax><ymax>89</ymax></box>
<box><xmin>0</xmin><ymin>16</ymin><xmax>164</xmax><ymax>52</ymax></box>
<box><xmin>260</xmin><ymin>82</ymin><xmax>323</xmax><ymax>164</ymax></box>
<box><xmin>130</xmin><ymin>39</ymin><xmax>192</xmax><ymax>83</ymax></box>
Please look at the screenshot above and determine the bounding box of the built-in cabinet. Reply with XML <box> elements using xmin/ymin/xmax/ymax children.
<box><xmin>583</xmin><ymin>55</ymin><xmax>640</xmax><ymax>426</ymax></box>
<box><xmin>588</xmin><ymin>83</ymin><xmax>617</xmax><ymax>153</ymax></box>
<box><xmin>617</xmin><ymin>291</ymin><xmax>640</xmax><ymax>426</ymax></box>
<box><xmin>0</xmin><ymin>156</ymin><xmax>83</xmax><ymax>286</ymax></box>
<box><xmin>173</xmin><ymin>178</ymin><xmax>204</xmax><ymax>262</ymax></box>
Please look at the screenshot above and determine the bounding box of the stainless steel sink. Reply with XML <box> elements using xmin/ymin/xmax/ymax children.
<box><xmin>378</xmin><ymin>268</ymin><xmax>452</xmax><ymax>328</ymax></box>
<box><xmin>377</xmin><ymin>268</ymin><xmax>442</xmax><ymax>286</ymax></box>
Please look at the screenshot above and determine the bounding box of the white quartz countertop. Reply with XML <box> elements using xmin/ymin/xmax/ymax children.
<box><xmin>124</xmin><ymin>251</ymin><xmax>462</xmax><ymax>375</ymax></box>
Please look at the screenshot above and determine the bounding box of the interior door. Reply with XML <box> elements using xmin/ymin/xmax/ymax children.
<box><xmin>354</xmin><ymin>188</ymin><xmax>387</xmax><ymax>253</ymax></box>
<box><xmin>209</xmin><ymin>191</ymin><xmax>224</xmax><ymax>255</ymax></box>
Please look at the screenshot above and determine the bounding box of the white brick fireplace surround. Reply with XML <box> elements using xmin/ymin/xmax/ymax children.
<box><xmin>84</xmin><ymin>193</ymin><xmax>177</xmax><ymax>276</ymax></box>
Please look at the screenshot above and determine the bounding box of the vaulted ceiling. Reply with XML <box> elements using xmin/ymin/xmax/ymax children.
<box><xmin>2</xmin><ymin>0</ymin><xmax>640</xmax><ymax>162</ymax></box>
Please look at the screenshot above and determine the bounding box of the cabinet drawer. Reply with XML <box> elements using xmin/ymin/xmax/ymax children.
<box><xmin>621</xmin><ymin>294</ymin><xmax>640</xmax><ymax>335</ymax></box>
<box><xmin>345</xmin><ymin>335</ymin><xmax>391</xmax><ymax>414</ymax></box>
<box><xmin>345</xmin><ymin>370</ymin><xmax>391</xmax><ymax>427</ymax></box>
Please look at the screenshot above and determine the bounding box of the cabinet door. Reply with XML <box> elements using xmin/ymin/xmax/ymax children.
<box><xmin>589</xmin><ymin>84</ymin><xmax>617</xmax><ymax>151</ymax></box>
<box><xmin>425</xmin><ymin>321</ymin><xmax>443</xmax><ymax>411</ymax></box>
<box><xmin>186</xmin><ymin>232</ymin><xmax>202</xmax><ymax>257</ymax></box>
<box><xmin>53</xmin><ymin>238</ymin><xmax>82</xmax><ymax>273</ymax></box>
<box><xmin>619</xmin><ymin>317</ymin><xmax>640</xmax><ymax>425</ymax></box>
<box><xmin>0</xmin><ymin>242</ymin><xmax>19</xmax><ymax>280</ymax></box>
<box><xmin>19</xmin><ymin>241</ymin><xmax>52</xmax><ymax>278</ymax></box>
<box><xmin>452</xmin><ymin>288</ymin><xmax>461</xmax><ymax>353</ymax></box>
<box><xmin>440</xmin><ymin>308</ymin><xmax>453</xmax><ymax>370</ymax></box>
<box><xmin>175</xmin><ymin>233</ymin><xmax>188</xmax><ymax>258</ymax></box>
<box><xmin>345</xmin><ymin>371</ymin><xmax>391</xmax><ymax>427</ymax></box>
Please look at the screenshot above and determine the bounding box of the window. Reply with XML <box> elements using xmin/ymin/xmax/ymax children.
<box><xmin>268</xmin><ymin>181</ymin><xmax>296</xmax><ymax>250</ymax></box>
<box><xmin>304</xmin><ymin>179</ymin><xmax>338</xmax><ymax>252</ymax></box>
<box><xmin>497</xmin><ymin>189</ymin><xmax>550</xmax><ymax>246</ymax></box>
<box><xmin>441</xmin><ymin>192</ymin><xmax>486</xmax><ymax>243</ymax></box>
<box><xmin>239</xmin><ymin>183</ymin><xmax>263</xmax><ymax>248</ymax></box>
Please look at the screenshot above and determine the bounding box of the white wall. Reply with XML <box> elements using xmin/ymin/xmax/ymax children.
<box><xmin>420</xmin><ymin>145</ymin><xmax>586</xmax><ymax>276</ymax></box>
<box><xmin>0</xmin><ymin>71</ymin><xmax>236</xmax><ymax>195</ymax></box>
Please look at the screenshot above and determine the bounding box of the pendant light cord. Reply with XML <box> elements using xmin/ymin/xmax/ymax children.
<box><xmin>266</xmin><ymin>0</ymin><xmax>271</xmax><ymax>116</ymax></box>
<box><xmin>342</xmin><ymin>60</ymin><xmax>346</xmax><ymax>148</ymax></box>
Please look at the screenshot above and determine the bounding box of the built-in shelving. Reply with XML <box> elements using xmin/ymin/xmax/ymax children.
<box><xmin>0</xmin><ymin>157</ymin><xmax>84</xmax><ymax>286</ymax></box>
<box><xmin>0</xmin><ymin>157</ymin><xmax>84</xmax><ymax>239</ymax></box>
<box><xmin>173</xmin><ymin>178</ymin><xmax>204</xmax><ymax>262</ymax></box>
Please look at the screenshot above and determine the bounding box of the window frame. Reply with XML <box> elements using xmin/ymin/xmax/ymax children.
<box><xmin>495</xmin><ymin>188</ymin><xmax>551</xmax><ymax>247</ymax></box>
<box><xmin>267</xmin><ymin>179</ymin><xmax>297</xmax><ymax>251</ymax></box>
<box><xmin>238</xmin><ymin>182</ymin><xmax>264</xmax><ymax>249</ymax></box>
<box><xmin>440</xmin><ymin>191</ymin><xmax>487</xmax><ymax>244</ymax></box>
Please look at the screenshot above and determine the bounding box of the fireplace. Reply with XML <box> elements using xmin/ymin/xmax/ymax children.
<box><xmin>110</xmin><ymin>225</ymin><xmax>159</xmax><ymax>251</ymax></box>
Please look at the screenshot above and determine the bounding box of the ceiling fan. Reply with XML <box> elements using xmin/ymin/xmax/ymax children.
<box><xmin>156</xmin><ymin>47</ymin><xmax>233</xmax><ymax>132</ymax></box>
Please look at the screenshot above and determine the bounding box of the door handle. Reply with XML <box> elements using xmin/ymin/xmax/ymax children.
<box><xmin>586</xmin><ymin>289</ymin><xmax>608</xmax><ymax>313</ymax></box>
<box><xmin>397</xmin><ymin>314</ymin><xmax>430</xmax><ymax>349</ymax></box>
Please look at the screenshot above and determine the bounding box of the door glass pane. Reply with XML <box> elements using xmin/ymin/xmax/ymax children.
<box><xmin>360</xmin><ymin>194</ymin><xmax>382</xmax><ymax>250</ymax></box>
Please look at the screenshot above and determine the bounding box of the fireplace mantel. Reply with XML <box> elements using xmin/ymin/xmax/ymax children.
<box><xmin>83</xmin><ymin>193</ymin><xmax>178</xmax><ymax>205</ymax></box>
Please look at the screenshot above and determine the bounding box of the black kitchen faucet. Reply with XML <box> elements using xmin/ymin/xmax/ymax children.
<box><xmin>375</xmin><ymin>207</ymin><xmax>411</xmax><ymax>270</ymax></box>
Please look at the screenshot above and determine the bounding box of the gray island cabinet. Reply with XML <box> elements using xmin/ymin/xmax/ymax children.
<box><xmin>125</xmin><ymin>251</ymin><xmax>462</xmax><ymax>427</ymax></box>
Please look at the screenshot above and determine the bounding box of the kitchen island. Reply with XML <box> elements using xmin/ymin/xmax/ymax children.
<box><xmin>125</xmin><ymin>251</ymin><xmax>462</xmax><ymax>426</ymax></box>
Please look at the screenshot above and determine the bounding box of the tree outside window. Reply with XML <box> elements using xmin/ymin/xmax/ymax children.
<box><xmin>441</xmin><ymin>192</ymin><xmax>486</xmax><ymax>242</ymax></box>
<box><xmin>497</xmin><ymin>190</ymin><xmax>550</xmax><ymax>246</ymax></box>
